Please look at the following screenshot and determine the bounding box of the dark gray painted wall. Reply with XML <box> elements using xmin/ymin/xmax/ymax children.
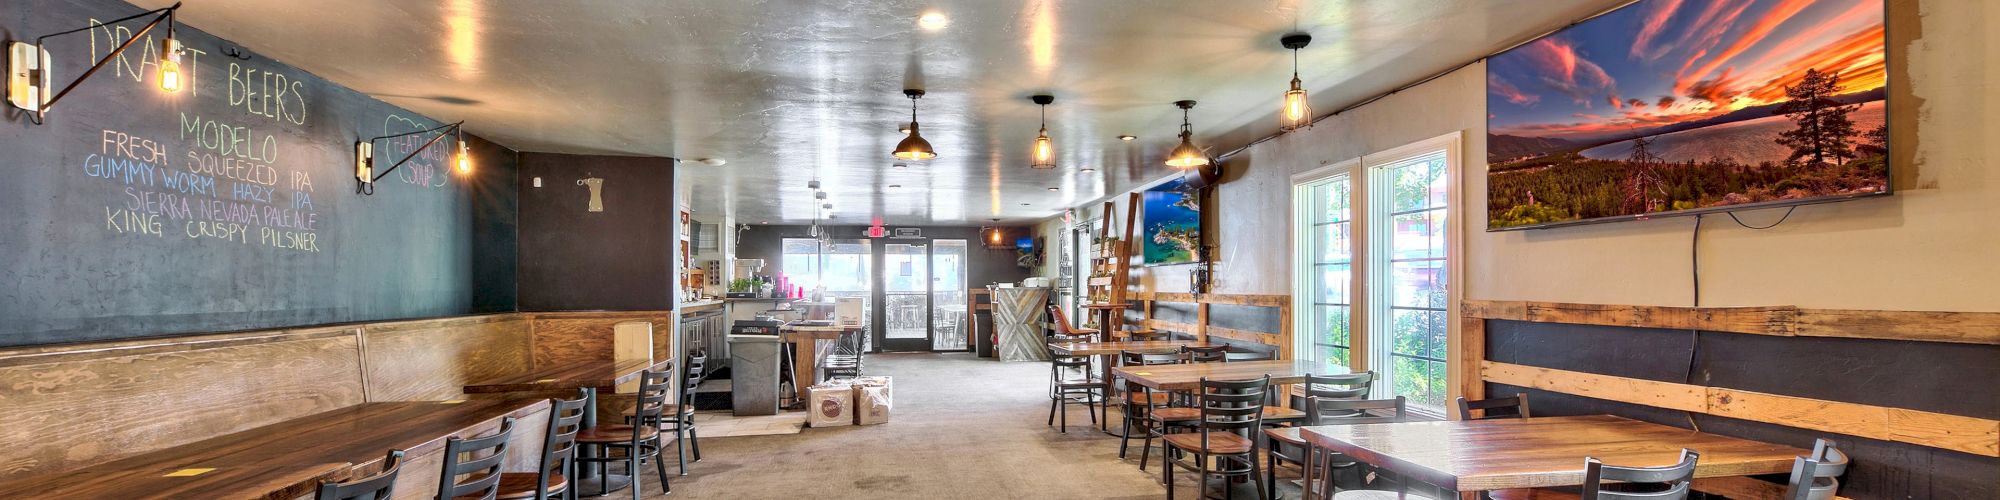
<box><xmin>515</xmin><ymin>153</ymin><xmax>676</xmax><ymax>311</ymax></box>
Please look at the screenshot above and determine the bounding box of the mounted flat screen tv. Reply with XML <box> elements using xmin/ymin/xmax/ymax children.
<box><xmin>1486</xmin><ymin>0</ymin><xmax>1888</xmax><ymax>230</ymax></box>
<box><xmin>1141</xmin><ymin>178</ymin><xmax>1200</xmax><ymax>266</ymax></box>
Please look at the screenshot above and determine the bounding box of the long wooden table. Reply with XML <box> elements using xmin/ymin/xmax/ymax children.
<box><xmin>1113</xmin><ymin>359</ymin><xmax>1351</xmax><ymax>392</ymax></box>
<box><xmin>781</xmin><ymin>323</ymin><xmax>862</xmax><ymax>403</ymax></box>
<box><xmin>1299</xmin><ymin>415</ymin><xmax>1807</xmax><ymax>496</ymax></box>
<box><xmin>0</xmin><ymin>400</ymin><xmax>546</xmax><ymax>499</ymax></box>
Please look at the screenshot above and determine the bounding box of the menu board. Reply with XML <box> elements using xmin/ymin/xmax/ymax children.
<box><xmin>0</xmin><ymin>1</ymin><xmax>510</xmax><ymax>346</ymax></box>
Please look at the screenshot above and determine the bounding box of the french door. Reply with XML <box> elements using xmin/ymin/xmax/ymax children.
<box><xmin>872</xmin><ymin>239</ymin><xmax>969</xmax><ymax>352</ymax></box>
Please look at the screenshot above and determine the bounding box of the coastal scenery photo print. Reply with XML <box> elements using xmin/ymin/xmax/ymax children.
<box><xmin>1486</xmin><ymin>0</ymin><xmax>1887</xmax><ymax>230</ymax></box>
<box><xmin>1141</xmin><ymin>179</ymin><xmax>1200</xmax><ymax>266</ymax></box>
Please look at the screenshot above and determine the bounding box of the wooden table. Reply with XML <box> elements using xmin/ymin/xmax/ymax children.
<box><xmin>1113</xmin><ymin>359</ymin><xmax>1351</xmax><ymax>392</ymax></box>
<box><xmin>781</xmin><ymin>323</ymin><xmax>863</xmax><ymax>403</ymax></box>
<box><xmin>1298</xmin><ymin>415</ymin><xmax>1807</xmax><ymax>496</ymax></box>
<box><xmin>0</xmin><ymin>400</ymin><xmax>546</xmax><ymax>499</ymax></box>
<box><xmin>465</xmin><ymin>358</ymin><xmax>671</xmax><ymax>493</ymax></box>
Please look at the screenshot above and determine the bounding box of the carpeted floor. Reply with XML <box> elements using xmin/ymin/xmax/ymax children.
<box><xmin>609</xmin><ymin>352</ymin><xmax>1301</xmax><ymax>499</ymax></box>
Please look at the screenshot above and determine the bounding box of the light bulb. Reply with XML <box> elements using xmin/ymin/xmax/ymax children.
<box><xmin>1285</xmin><ymin>88</ymin><xmax>1307</xmax><ymax>122</ymax></box>
<box><xmin>158</xmin><ymin>37</ymin><xmax>183</xmax><ymax>93</ymax></box>
<box><xmin>456</xmin><ymin>141</ymin><xmax>472</xmax><ymax>174</ymax></box>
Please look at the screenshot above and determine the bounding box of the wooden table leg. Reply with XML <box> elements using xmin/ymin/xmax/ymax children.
<box><xmin>791</xmin><ymin>337</ymin><xmax>814</xmax><ymax>403</ymax></box>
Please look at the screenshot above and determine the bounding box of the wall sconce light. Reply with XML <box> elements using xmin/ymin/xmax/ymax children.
<box><xmin>7</xmin><ymin>2</ymin><xmax>184</xmax><ymax>125</ymax></box>
<box><xmin>354</xmin><ymin>120</ymin><xmax>470</xmax><ymax>195</ymax></box>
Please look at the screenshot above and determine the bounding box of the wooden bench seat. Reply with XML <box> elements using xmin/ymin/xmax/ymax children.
<box><xmin>0</xmin><ymin>399</ymin><xmax>549</xmax><ymax>500</ymax></box>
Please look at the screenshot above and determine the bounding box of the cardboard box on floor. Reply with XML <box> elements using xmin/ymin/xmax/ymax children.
<box><xmin>807</xmin><ymin>382</ymin><xmax>854</xmax><ymax>428</ymax></box>
<box><xmin>851</xmin><ymin>376</ymin><xmax>892</xmax><ymax>425</ymax></box>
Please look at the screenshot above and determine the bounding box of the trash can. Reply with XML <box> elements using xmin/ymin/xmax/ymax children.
<box><xmin>728</xmin><ymin>334</ymin><xmax>783</xmax><ymax>416</ymax></box>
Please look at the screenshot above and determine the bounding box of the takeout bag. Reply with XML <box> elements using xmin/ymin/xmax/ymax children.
<box><xmin>807</xmin><ymin>382</ymin><xmax>855</xmax><ymax>428</ymax></box>
<box><xmin>852</xmin><ymin>376</ymin><xmax>892</xmax><ymax>425</ymax></box>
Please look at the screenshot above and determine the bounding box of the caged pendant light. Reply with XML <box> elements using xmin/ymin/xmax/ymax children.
<box><xmin>1029</xmin><ymin>94</ymin><xmax>1055</xmax><ymax>169</ymax></box>
<box><xmin>1164</xmin><ymin>100</ymin><xmax>1209</xmax><ymax>169</ymax></box>
<box><xmin>892</xmin><ymin>89</ymin><xmax>937</xmax><ymax>161</ymax></box>
<box><xmin>1279</xmin><ymin>33</ymin><xmax>1312</xmax><ymax>131</ymax></box>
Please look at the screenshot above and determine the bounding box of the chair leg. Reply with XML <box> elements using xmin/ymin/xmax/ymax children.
<box><xmin>1164</xmin><ymin>446</ymin><xmax>1175</xmax><ymax>500</ymax></box>
<box><xmin>1118</xmin><ymin>412</ymin><xmax>1133</xmax><ymax>458</ymax></box>
<box><xmin>1266</xmin><ymin>445</ymin><xmax>1279</xmax><ymax>500</ymax></box>
<box><xmin>629</xmin><ymin>449</ymin><xmax>642</xmax><ymax>500</ymax></box>
<box><xmin>676</xmin><ymin>423</ymin><xmax>689</xmax><ymax>475</ymax></box>
<box><xmin>688</xmin><ymin>420</ymin><xmax>702</xmax><ymax>462</ymax></box>
<box><xmin>1251</xmin><ymin>451</ymin><xmax>1268</xmax><ymax>500</ymax></box>
<box><xmin>1059</xmin><ymin>393</ymin><xmax>1069</xmax><ymax>432</ymax></box>
<box><xmin>1047</xmin><ymin>391</ymin><xmax>1059</xmax><ymax>426</ymax></box>
<box><xmin>655</xmin><ymin>442</ymin><xmax>673</xmax><ymax>495</ymax></box>
<box><xmin>1140</xmin><ymin>422</ymin><xmax>1154</xmax><ymax>471</ymax></box>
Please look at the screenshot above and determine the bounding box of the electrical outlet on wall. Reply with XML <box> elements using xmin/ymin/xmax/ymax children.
<box><xmin>533</xmin><ymin>177</ymin><xmax>543</xmax><ymax>187</ymax></box>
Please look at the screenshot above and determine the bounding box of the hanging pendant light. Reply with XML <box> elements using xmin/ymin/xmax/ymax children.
<box><xmin>1280</xmin><ymin>33</ymin><xmax>1312</xmax><ymax>131</ymax></box>
<box><xmin>892</xmin><ymin>89</ymin><xmax>937</xmax><ymax>161</ymax></box>
<box><xmin>1164</xmin><ymin>100</ymin><xmax>1209</xmax><ymax>169</ymax></box>
<box><xmin>1029</xmin><ymin>94</ymin><xmax>1055</xmax><ymax>169</ymax></box>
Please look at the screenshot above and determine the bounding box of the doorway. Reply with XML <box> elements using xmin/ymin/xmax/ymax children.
<box><xmin>873</xmin><ymin>239</ymin><xmax>969</xmax><ymax>352</ymax></box>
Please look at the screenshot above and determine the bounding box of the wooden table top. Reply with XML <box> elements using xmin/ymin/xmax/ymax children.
<box><xmin>1112</xmin><ymin>359</ymin><xmax>1350</xmax><ymax>391</ymax></box>
<box><xmin>0</xmin><ymin>400</ymin><xmax>546</xmax><ymax>499</ymax></box>
<box><xmin>1299</xmin><ymin>415</ymin><xmax>1807</xmax><ymax>492</ymax></box>
<box><xmin>464</xmin><ymin>358</ymin><xmax>670</xmax><ymax>393</ymax></box>
<box><xmin>1049</xmin><ymin>340</ymin><xmax>1213</xmax><ymax>356</ymax></box>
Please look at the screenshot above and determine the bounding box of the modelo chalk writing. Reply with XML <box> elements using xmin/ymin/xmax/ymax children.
<box><xmin>179</xmin><ymin>113</ymin><xmax>280</xmax><ymax>165</ymax></box>
<box><xmin>89</xmin><ymin>18</ymin><xmax>207</xmax><ymax>97</ymax></box>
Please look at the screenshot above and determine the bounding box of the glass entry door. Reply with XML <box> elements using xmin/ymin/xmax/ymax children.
<box><xmin>872</xmin><ymin>239</ymin><xmax>970</xmax><ymax>352</ymax></box>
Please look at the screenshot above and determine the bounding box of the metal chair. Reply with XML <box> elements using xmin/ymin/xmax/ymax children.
<box><xmin>1781</xmin><ymin>439</ymin><xmax>1849</xmax><ymax>500</ymax></box>
<box><xmin>488</xmin><ymin>393</ymin><xmax>586</xmax><ymax>500</ymax></box>
<box><xmin>1182</xmin><ymin>344</ymin><xmax>1228</xmax><ymax>363</ymax></box>
<box><xmin>821</xmin><ymin>328</ymin><xmax>866</xmax><ymax>380</ymax></box>
<box><xmin>625</xmin><ymin>355</ymin><xmax>704</xmax><ymax>477</ymax></box>
<box><xmin>1124</xmin><ymin>329</ymin><xmax>1170</xmax><ymax>341</ymax></box>
<box><xmin>436</xmin><ymin>418</ymin><xmax>516</xmax><ymax>500</ymax></box>
<box><xmin>313</xmin><ymin>449</ymin><xmax>405</xmax><ymax>500</ymax></box>
<box><xmin>1457</xmin><ymin>393</ymin><xmax>1531</xmax><ymax>420</ymax></box>
<box><xmin>1048</xmin><ymin>353</ymin><xmax>1107</xmax><ymax>432</ymax></box>
<box><xmin>1264</xmin><ymin>372</ymin><xmax>1375</xmax><ymax>499</ymax></box>
<box><xmin>1117</xmin><ymin>350</ymin><xmax>1185</xmax><ymax>467</ymax></box>
<box><xmin>576</xmin><ymin>370</ymin><xmax>675</xmax><ymax>500</ymax></box>
<box><xmin>1224</xmin><ymin>351</ymin><xmax>1275</xmax><ymax>362</ymax></box>
<box><xmin>1302</xmin><ymin>396</ymin><xmax>1417</xmax><ymax>500</ymax></box>
<box><xmin>1048</xmin><ymin>304</ymin><xmax>1100</xmax><ymax>339</ymax></box>
<box><xmin>1162</xmin><ymin>375</ymin><xmax>1270</xmax><ymax>500</ymax></box>
<box><xmin>1580</xmin><ymin>449</ymin><xmax>1700</xmax><ymax>500</ymax></box>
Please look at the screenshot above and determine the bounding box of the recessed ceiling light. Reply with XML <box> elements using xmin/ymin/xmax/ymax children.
<box><xmin>918</xmin><ymin>12</ymin><xmax>948</xmax><ymax>30</ymax></box>
<box><xmin>760</xmin><ymin>220</ymin><xmax>768</xmax><ymax>224</ymax></box>
<box><xmin>892</xmin><ymin>163</ymin><xmax>907</xmax><ymax>168</ymax></box>
<box><xmin>698</xmin><ymin>158</ymin><xmax>726</xmax><ymax>166</ymax></box>
<box><xmin>1080</xmin><ymin>167</ymin><xmax>1097</xmax><ymax>173</ymax></box>
<box><xmin>1019</xmin><ymin>202</ymin><xmax>1030</xmax><ymax>206</ymax></box>
<box><xmin>1118</xmin><ymin>135</ymin><xmax>1136</xmax><ymax>141</ymax></box>
<box><xmin>1047</xmin><ymin>187</ymin><xmax>1059</xmax><ymax>191</ymax></box>
<box><xmin>898</xmin><ymin>124</ymin><xmax>911</xmax><ymax>134</ymax></box>
<box><xmin>888</xmin><ymin>184</ymin><xmax>902</xmax><ymax>189</ymax></box>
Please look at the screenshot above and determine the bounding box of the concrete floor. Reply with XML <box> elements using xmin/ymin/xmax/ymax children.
<box><xmin>606</xmin><ymin>352</ymin><xmax>1301</xmax><ymax>499</ymax></box>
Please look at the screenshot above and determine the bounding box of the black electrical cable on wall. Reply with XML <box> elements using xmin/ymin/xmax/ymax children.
<box><xmin>1683</xmin><ymin>215</ymin><xmax>1704</xmax><ymax>431</ymax></box>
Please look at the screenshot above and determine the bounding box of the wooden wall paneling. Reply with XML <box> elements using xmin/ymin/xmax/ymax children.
<box><xmin>0</xmin><ymin>327</ymin><xmax>368</xmax><ymax>477</ymax></box>
<box><xmin>526</xmin><ymin>311</ymin><xmax>677</xmax><ymax>369</ymax></box>
<box><xmin>1196</xmin><ymin>303</ymin><xmax>1210</xmax><ymax>342</ymax></box>
<box><xmin>1463</xmin><ymin>300</ymin><xmax>2000</xmax><ymax>345</ymax></box>
<box><xmin>1481</xmin><ymin>361</ymin><xmax>2000</xmax><ymax>457</ymax></box>
<box><xmin>1451</xmin><ymin>316</ymin><xmax>1487</xmax><ymax>419</ymax></box>
<box><xmin>1690</xmin><ymin>477</ymin><xmax>1853</xmax><ymax>500</ymax></box>
<box><xmin>363</xmin><ymin>315</ymin><xmax>533</xmax><ymax>402</ymax></box>
<box><xmin>1278</xmin><ymin>302</ymin><xmax>1293</xmax><ymax>361</ymax></box>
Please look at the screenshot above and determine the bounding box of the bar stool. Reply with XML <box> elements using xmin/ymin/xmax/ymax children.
<box><xmin>314</xmin><ymin>449</ymin><xmax>405</xmax><ymax>500</ymax></box>
<box><xmin>1264</xmin><ymin>372</ymin><xmax>1374</xmax><ymax>499</ymax></box>
<box><xmin>1048</xmin><ymin>304</ymin><xmax>1101</xmax><ymax>339</ymax></box>
<box><xmin>491</xmin><ymin>393</ymin><xmax>586</xmax><ymax>500</ymax></box>
<box><xmin>576</xmin><ymin>370</ymin><xmax>675</xmax><ymax>499</ymax></box>
<box><xmin>1162</xmin><ymin>375</ymin><xmax>1270</xmax><ymax>500</ymax></box>
<box><xmin>436</xmin><ymin>418</ymin><xmax>516</xmax><ymax>500</ymax></box>
<box><xmin>1048</xmin><ymin>353</ymin><xmax>1107</xmax><ymax>432</ymax></box>
<box><xmin>821</xmin><ymin>327</ymin><xmax>865</xmax><ymax>380</ymax></box>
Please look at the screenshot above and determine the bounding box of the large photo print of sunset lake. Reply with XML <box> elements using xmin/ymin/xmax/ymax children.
<box><xmin>1485</xmin><ymin>0</ymin><xmax>1887</xmax><ymax>230</ymax></box>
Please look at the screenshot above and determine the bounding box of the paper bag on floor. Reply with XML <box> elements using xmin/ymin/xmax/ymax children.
<box><xmin>854</xmin><ymin>383</ymin><xmax>892</xmax><ymax>425</ymax></box>
<box><xmin>808</xmin><ymin>382</ymin><xmax>854</xmax><ymax>428</ymax></box>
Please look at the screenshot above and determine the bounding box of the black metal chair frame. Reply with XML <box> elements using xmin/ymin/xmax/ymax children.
<box><xmin>314</xmin><ymin>449</ymin><xmax>405</xmax><ymax>500</ymax></box>
<box><xmin>1579</xmin><ymin>448</ymin><xmax>1700</xmax><ymax>500</ymax></box>
<box><xmin>1163</xmin><ymin>375</ymin><xmax>1270</xmax><ymax>500</ymax></box>
<box><xmin>1117</xmin><ymin>350</ymin><xmax>1185</xmax><ymax>467</ymax></box>
<box><xmin>1263</xmin><ymin>372</ymin><xmax>1375</xmax><ymax>499</ymax></box>
<box><xmin>515</xmin><ymin>393</ymin><xmax>587</xmax><ymax>500</ymax></box>
<box><xmin>1047</xmin><ymin>353</ymin><xmax>1107</xmax><ymax>432</ymax></box>
<box><xmin>437</xmin><ymin>418</ymin><xmax>516</xmax><ymax>500</ymax></box>
<box><xmin>1182</xmin><ymin>345</ymin><xmax>1228</xmax><ymax>363</ymax></box>
<box><xmin>629</xmin><ymin>352</ymin><xmax>706</xmax><ymax>476</ymax></box>
<box><xmin>1299</xmin><ymin>396</ymin><xmax>1414</xmax><ymax>500</ymax></box>
<box><xmin>577</xmin><ymin>370</ymin><xmax>675</xmax><ymax>500</ymax></box>
<box><xmin>1456</xmin><ymin>393</ymin><xmax>1531</xmax><ymax>420</ymax></box>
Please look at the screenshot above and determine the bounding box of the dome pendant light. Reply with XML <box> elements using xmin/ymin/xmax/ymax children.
<box><xmin>892</xmin><ymin>89</ymin><xmax>937</xmax><ymax>161</ymax></box>
<box><xmin>1164</xmin><ymin>100</ymin><xmax>1209</xmax><ymax>169</ymax></box>
<box><xmin>1280</xmin><ymin>33</ymin><xmax>1313</xmax><ymax>131</ymax></box>
<box><xmin>1029</xmin><ymin>94</ymin><xmax>1055</xmax><ymax>169</ymax></box>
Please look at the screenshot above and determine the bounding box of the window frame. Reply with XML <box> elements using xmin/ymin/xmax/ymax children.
<box><xmin>1290</xmin><ymin>131</ymin><xmax>1465</xmax><ymax>418</ymax></box>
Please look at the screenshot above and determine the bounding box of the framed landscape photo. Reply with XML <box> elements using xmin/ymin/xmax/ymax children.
<box><xmin>1141</xmin><ymin>178</ymin><xmax>1200</xmax><ymax>266</ymax></box>
<box><xmin>1486</xmin><ymin>0</ymin><xmax>1888</xmax><ymax>230</ymax></box>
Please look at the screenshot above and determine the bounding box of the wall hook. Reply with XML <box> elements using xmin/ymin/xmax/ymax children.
<box><xmin>222</xmin><ymin>46</ymin><xmax>252</xmax><ymax>60</ymax></box>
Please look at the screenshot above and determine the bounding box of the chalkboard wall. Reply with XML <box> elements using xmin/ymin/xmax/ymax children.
<box><xmin>0</xmin><ymin>0</ymin><xmax>519</xmax><ymax>347</ymax></box>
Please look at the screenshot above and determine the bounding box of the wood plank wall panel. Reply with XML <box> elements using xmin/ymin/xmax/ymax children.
<box><xmin>1465</xmin><ymin>300</ymin><xmax>2000</xmax><ymax>345</ymax></box>
<box><xmin>0</xmin><ymin>328</ymin><xmax>367</xmax><ymax>478</ymax></box>
<box><xmin>1133</xmin><ymin>292</ymin><xmax>1290</xmax><ymax>354</ymax></box>
<box><xmin>526</xmin><ymin>311</ymin><xmax>676</xmax><ymax>369</ymax></box>
<box><xmin>363</xmin><ymin>315</ymin><xmax>533</xmax><ymax>402</ymax></box>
